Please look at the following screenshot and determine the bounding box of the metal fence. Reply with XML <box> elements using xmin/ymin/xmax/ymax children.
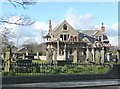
<box><xmin>2</xmin><ymin>62</ymin><xmax>110</xmax><ymax>76</ymax></box>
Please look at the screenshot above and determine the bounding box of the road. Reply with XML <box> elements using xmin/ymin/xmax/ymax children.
<box><xmin>2</xmin><ymin>79</ymin><xmax>120</xmax><ymax>89</ymax></box>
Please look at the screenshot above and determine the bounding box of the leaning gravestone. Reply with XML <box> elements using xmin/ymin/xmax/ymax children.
<box><xmin>95</xmin><ymin>50</ymin><xmax>100</xmax><ymax>64</ymax></box>
<box><xmin>5</xmin><ymin>47</ymin><xmax>11</xmax><ymax>72</ymax></box>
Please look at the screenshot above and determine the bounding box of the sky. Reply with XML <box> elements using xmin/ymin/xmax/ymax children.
<box><xmin>0</xmin><ymin>1</ymin><xmax>119</xmax><ymax>46</ymax></box>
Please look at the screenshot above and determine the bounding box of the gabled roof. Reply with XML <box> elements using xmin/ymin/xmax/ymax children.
<box><xmin>78</xmin><ymin>32</ymin><xmax>95</xmax><ymax>43</ymax></box>
<box><xmin>16</xmin><ymin>46</ymin><xmax>27</xmax><ymax>52</ymax></box>
<box><xmin>50</xmin><ymin>20</ymin><xmax>79</xmax><ymax>35</ymax></box>
<box><xmin>78</xmin><ymin>30</ymin><xmax>98</xmax><ymax>37</ymax></box>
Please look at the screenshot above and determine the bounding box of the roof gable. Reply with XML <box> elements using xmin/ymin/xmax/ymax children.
<box><xmin>51</xmin><ymin>20</ymin><xmax>79</xmax><ymax>39</ymax></box>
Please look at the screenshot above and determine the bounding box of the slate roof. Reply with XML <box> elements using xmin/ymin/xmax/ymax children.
<box><xmin>78</xmin><ymin>32</ymin><xmax>95</xmax><ymax>43</ymax></box>
<box><xmin>78</xmin><ymin>30</ymin><xmax>98</xmax><ymax>37</ymax></box>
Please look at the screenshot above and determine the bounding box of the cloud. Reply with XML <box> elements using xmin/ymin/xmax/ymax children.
<box><xmin>111</xmin><ymin>23</ymin><xmax>118</xmax><ymax>31</ymax></box>
<box><xmin>108</xmin><ymin>36</ymin><xmax>118</xmax><ymax>46</ymax></box>
<box><xmin>32</xmin><ymin>21</ymin><xmax>48</xmax><ymax>31</ymax></box>
<box><xmin>65</xmin><ymin>7</ymin><xmax>118</xmax><ymax>46</ymax></box>
<box><xmin>65</xmin><ymin>7</ymin><xmax>96</xmax><ymax>29</ymax></box>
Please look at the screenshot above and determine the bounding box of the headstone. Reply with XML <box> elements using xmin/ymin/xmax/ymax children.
<box><xmin>53</xmin><ymin>48</ymin><xmax>57</xmax><ymax>64</ymax></box>
<box><xmin>100</xmin><ymin>47</ymin><xmax>105</xmax><ymax>64</ymax></box>
<box><xmin>73</xmin><ymin>49</ymin><xmax>77</xmax><ymax>63</ymax></box>
<box><xmin>116</xmin><ymin>50</ymin><xmax>120</xmax><ymax>63</ymax></box>
<box><xmin>5</xmin><ymin>47</ymin><xmax>11</xmax><ymax>72</ymax></box>
<box><xmin>47</xmin><ymin>49</ymin><xmax>53</xmax><ymax>63</ymax></box>
<box><xmin>95</xmin><ymin>50</ymin><xmax>100</xmax><ymax>64</ymax></box>
<box><xmin>36</xmin><ymin>51</ymin><xmax>39</xmax><ymax>59</ymax></box>
<box><xmin>22</xmin><ymin>54</ymin><xmax>25</xmax><ymax>59</ymax></box>
<box><xmin>92</xmin><ymin>48</ymin><xmax>95</xmax><ymax>62</ymax></box>
<box><xmin>63</xmin><ymin>44</ymin><xmax>68</xmax><ymax>60</ymax></box>
<box><xmin>85</xmin><ymin>47</ymin><xmax>93</xmax><ymax>63</ymax></box>
<box><xmin>26</xmin><ymin>51</ymin><xmax>28</xmax><ymax>56</ymax></box>
<box><xmin>106</xmin><ymin>52</ymin><xmax>111</xmax><ymax>62</ymax></box>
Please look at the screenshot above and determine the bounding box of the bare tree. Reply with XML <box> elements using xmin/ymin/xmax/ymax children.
<box><xmin>22</xmin><ymin>38</ymin><xmax>38</xmax><ymax>52</ymax></box>
<box><xmin>7</xmin><ymin>0</ymin><xmax>36</xmax><ymax>9</ymax></box>
<box><xmin>0</xmin><ymin>0</ymin><xmax>36</xmax><ymax>47</ymax></box>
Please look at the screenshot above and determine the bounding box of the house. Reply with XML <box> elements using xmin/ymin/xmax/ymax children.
<box><xmin>43</xmin><ymin>20</ymin><xmax>112</xmax><ymax>64</ymax></box>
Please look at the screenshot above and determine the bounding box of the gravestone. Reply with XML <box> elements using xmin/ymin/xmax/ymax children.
<box><xmin>73</xmin><ymin>50</ymin><xmax>77</xmax><ymax>63</ymax></box>
<box><xmin>100</xmin><ymin>47</ymin><xmax>105</xmax><ymax>64</ymax></box>
<box><xmin>46</xmin><ymin>49</ymin><xmax>53</xmax><ymax>64</ymax></box>
<box><xmin>4</xmin><ymin>46</ymin><xmax>12</xmax><ymax>72</ymax></box>
<box><xmin>53</xmin><ymin>48</ymin><xmax>57</xmax><ymax>64</ymax></box>
<box><xmin>36</xmin><ymin>51</ymin><xmax>39</xmax><ymax>59</ymax></box>
<box><xmin>116</xmin><ymin>50</ymin><xmax>120</xmax><ymax>63</ymax></box>
<box><xmin>85</xmin><ymin>47</ymin><xmax>93</xmax><ymax>63</ymax></box>
<box><xmin>95</xmin><ymin>50</ymin><xmax>100</xmax><ymax>64</ymax></box>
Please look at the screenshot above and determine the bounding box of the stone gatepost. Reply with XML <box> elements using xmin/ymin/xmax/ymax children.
<box><xmin>5</xmin><ymin>47</ymin><xmax>11</xmax><ymax>72</ymax></box>
<box><xmin>100</xmin><ymin>47</ymin><xmax>105</xmax><ymax>64</ymax></box>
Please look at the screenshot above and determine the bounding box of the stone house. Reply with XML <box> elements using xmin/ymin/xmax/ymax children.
<box><xmin>44</xmin><ymin>20</ymin><xmax>112</xmax><ymax>64</ymax></box>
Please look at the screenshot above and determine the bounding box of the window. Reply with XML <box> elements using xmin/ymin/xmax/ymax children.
<box><xmin>99</xmin><ymin>36</ymin><xmax>101</xmax><ymax>41</ymax></box>
<box><xmin>95</xmin><ymin>36</ymin><xmax>102</xmax><ymax>41</ymax></box>
<box><xmin>60</xmin><ymin>35</ymin><xmax>63</xmax><ymax>41</ymax></box>
<box><xmin>60</xmin><ymin>34</ymin><xmax>69</xmax><ymax>41</ymax></box>
<box><xmin>74</xmin><ymin>36</ymin><xmax>77</xmax><ymax>42</ymax></box>
<box><xmin>64</xmin><ymin>35</ymin><xmax>67</xmax><ymax>41</ymax></box>
<box><xmin>95</xmin><ymin>36</ymin><xmax>98</xmax><ymax>41</ymax></box>
<box><xmin>63</xmin><ymin>24</ymin><xmax>67</xmax><ymax>30</ymax></box>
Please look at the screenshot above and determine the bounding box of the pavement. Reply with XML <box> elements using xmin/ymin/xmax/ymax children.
<box><xmin>1</xmin><ymin>79</ymin><xmax>120</xmax><ymax>89</ymax></box>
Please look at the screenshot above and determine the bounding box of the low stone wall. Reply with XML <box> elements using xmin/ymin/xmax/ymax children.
<box><xmin>2</xmin><ymin>64</ymin><xmax>120</xmax><ymax>84</ymax></box>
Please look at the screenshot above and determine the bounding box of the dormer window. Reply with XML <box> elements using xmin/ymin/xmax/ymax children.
<box><xmin>63</xmin><ymin>24</ymin><xmax>67</xmax><ymax>30</ymax></box>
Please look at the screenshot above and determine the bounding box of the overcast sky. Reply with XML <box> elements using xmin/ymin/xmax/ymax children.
<box><xmin>0</xmin><ymin>1</ymin><xmax>119</xmax><ymax>46</ymax></box>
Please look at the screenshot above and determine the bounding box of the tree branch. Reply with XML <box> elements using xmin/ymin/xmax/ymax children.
<box><xmin>8</xmin><ymin>0</ymin><xmax>36</xmax><ymax>9</ymax></box>
<box><xmin>0</xmin><ymin>16</ymin><xmax>35</xmax><ymax>26</ymax></box>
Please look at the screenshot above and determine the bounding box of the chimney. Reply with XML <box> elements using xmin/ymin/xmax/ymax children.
<box><xmin>100</xmin><ymin>23</ymin><xmax>105</xmax><ymax>32</ymax></box>
<box><xmin>48</xmin><ymin>20</ymin><xmax>52</xmax><ymax>33</ymax></box>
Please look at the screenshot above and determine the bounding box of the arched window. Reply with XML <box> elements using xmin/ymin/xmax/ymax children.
<box><xmin>63</xmin><ymin>24</ymin><xmax>67</xmax><ymax>30</ymax></box>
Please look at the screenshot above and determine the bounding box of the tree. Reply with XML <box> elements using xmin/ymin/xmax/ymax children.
<box><xmin>0</xmin><ymin>0</ymin><xmax>36</xmax><ymax>47</ymax></box>
<box><xmin>22</xmin><ymin>38</ymin><xmax>38</xmax><ymax>52</ymax></box>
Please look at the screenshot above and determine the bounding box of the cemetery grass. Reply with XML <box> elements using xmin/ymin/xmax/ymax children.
<box><xmin>2</xmin><ymin>64</ymin><xmax>109</xmax><ymax>76</ymax></box>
